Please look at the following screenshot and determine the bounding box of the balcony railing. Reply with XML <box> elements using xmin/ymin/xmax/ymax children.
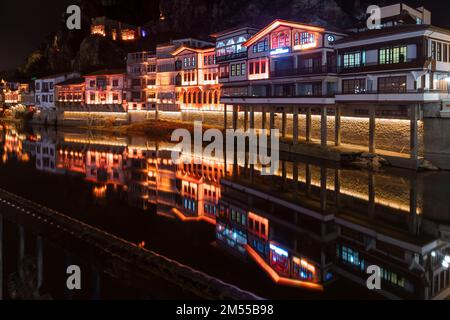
<box><xmin>270</xmin><ymin>65</ymin><xmax>337</xmax><ymax>78</ymax></box>
<box><xmin>216</xmin><ymin>52</ymin><xmax>247</xmax><ymax>63</ymax></box>
<box><xmin>338</xmin><ymin>59</ymin><xmax>425</xmax><ymax>73</ymax></box>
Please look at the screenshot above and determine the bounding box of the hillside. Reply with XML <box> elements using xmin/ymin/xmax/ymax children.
<box><xmin>13</xmin><ymin>0</ymin><xmax>377</xmax><ymax>80</ymax></box>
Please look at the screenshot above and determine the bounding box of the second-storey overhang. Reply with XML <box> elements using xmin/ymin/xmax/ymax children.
<box><xmin>334</xmin><ymin>25</ymin><xmax>450</xmax><ymax>49</ymax></box>
<box><xmin>335</xmin><ymin>92</ymin><xmax>447</xmax><ymax>103</ymax></box>
<box><xmin>221</xmin><ymin>96</ymin><xmax>336</xmax><ymax>105</ymax></box>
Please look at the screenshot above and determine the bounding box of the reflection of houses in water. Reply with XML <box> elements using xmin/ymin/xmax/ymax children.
<box><xmin>1</xmin><ymin>127</ymin><xmax>31</xmax><ymax>163</ymax></box>
<box><xmin>175</xmin><ymin>154</ymin><xmax>231</xmax><ymax>224</ymax></box>
<box><xmin>219</xmin><ymin>160</ymin><xmax>450</xmax><ymax>299</ymax></box>
<box><xmin>10</xmin><ymin>129</ymin><xmax>450</xmax><ymax>299</ymax></box>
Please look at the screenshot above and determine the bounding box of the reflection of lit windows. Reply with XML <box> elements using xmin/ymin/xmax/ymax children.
<box><xmin>269</xmin><ymin>243</ymin><xmax>289</xmax><ymax>275</ymax></box>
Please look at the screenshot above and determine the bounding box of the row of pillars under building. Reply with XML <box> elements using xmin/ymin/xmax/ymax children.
<box><xmin>224</xmin><ymin>104</ymin><xmax>421</xmax><ymax>160</ymax></box>
<box><xmin>232</xmin><ymin>160</ymin><xmax>419</xmax><ymax>232</ymax></box>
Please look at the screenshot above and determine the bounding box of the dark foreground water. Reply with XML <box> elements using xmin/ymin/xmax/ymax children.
<box><xmin>0</xmin><ymin>123</ymin><xmax>449</xmax><ymax>300</ymax></box>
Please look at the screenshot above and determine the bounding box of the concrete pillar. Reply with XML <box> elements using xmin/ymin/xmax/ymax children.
<box><xmin>410</xmin><ymin>104</ymin><xmax>419</xmax><ymax>160</ymax></box>
<box><xmin>369</xmin><ymin>106</ymin><xmax>376</xmax><ymax>154</ymax></box>
<box><xmin>335</xmin><ymin>169</ymin><xmax>340</xmax><ymax>207</ymax></box>
<box><xmin>335</xmin><ymin>105</ymin><xmax>341</xmax><ymax>147</ymax></box>
<box><xmin>293</xmin><ymin>107</ymin><xmax>299</xmax><ymax>145</ymax></box>
<box><xmin>250</xmin><ymin>106</ymin><xmax>255</xmax><ymax>129</ymax></box>
<box><xmin>409</xmin><ymin>175</ymin><xmax>418</xmax><ymax>234</ymax></box>
<box><xmin>306</xmin><ymin>107</ymin><xmax>312</xmax><ymax>142</ymax></box>
<box><xmin>269</xmin><ymin>109</ymin><xmax>275</xmax><ymax>137</ymax></box>
<box><xmin>293</xmin><ymin>162</ymin><xmax>299</xmax><ymax>191</ymax></box>
<box><xmin>321</xmin><ymin>106</ymin><xmax>328</xmax><ymax>148</ymax></box>
<box><xmin>244</xmin><ymin>107</ymin><xmax>249</xmax><ymax>131</ymax></box>
<box><xmin>261</xmin><ymin>107</ymin><xmax>267</xmax><ymax>133</ymax></box>
<box><xmin>282</xmin><ymin>110</ymin><xmax>287</xmax><ymax>138</ymax></box>
<box><xmin>224</xmin><ymin>105</ymin><xmax>228</xmax><ymax>129</ymax></box>
<box><xmin>232</xmin><ymin>105</ymin><xmax>238</xmax><ymax>130</ymax></box>
<box><xmin>320</xmin><ymin>167</ymin><xmax>327</xmax><ymax>211</ymax></box>
<box><xmin>306</xmin><ymin>164</ymin><xmax>312</xmax><ymax>196</ymax></box>
<box><xmin>368</xmin><ymin>172</ymin><xmax>375</xmax><ymax>218</ymax></box>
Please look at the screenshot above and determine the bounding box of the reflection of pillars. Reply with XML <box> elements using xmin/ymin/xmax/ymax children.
<box><xmin>335</xmin><ymin>105</ymin><xmax>341</xmax><ymax>147</ymax></box>
<box><xmin>293</xmin><ymin>107</ymin><xmax>299</xmax><ymax>145</ymax></box>
<box><xmin>0</xmin><ymin>215</ymin><xmax>3</xmax><ymax>300</ymax></box>
<box><xmin>321</xmin><ymin>106</ymin><xmax>328</xmax><ymax>148</ymax></box>
<box><xmin>306</xmin><ymin>107</ymin><xmax>312</xmax><ymax>142</ymax></box>
<box><xmin>281</xmin><ymin>111</ymin><xmax>287</xmax><ymax>138</ymax></box>
<box><xmin>282</xmin><ymin>161</ymin><xmax>287</xmax><ymax>187</ymax></box>
<box><xmin>244</xmin><ymin>107</ymin><xmax>249</xmax><ymax>131</ymax></box>
<box><xmin>18</xmin><ymin>225</ymin><xmax>25</xmax><ymax>279</ymax></box>
<box><xmin>306</xmin><ymin>164</ymin><xmax>312</xmax><ymax>196</ymax></box>
<box><xmin>92</xmin><ymin>269</ymin><xmax>101</xmax><ymax>300</ymax></box>
<box><xmin>369</xmin><ymin>106</ymin><xmax>376</xmax><ymax>154</ymax></box>
<box><xmin>409</xmin><ymin>176</ymin><xmax>418</xmax><ymax>234</ymax></box>
<box><xmin>232</xmin><ymin>105</ymin><xmax>238</xmax><ymax>130</ymax></box>
<box><xmin>410</xmin><ymin>104</ymin><xmax>419</xmax><ymax>160</ymax></box>
<box><xmin>320</xmin><ymin>167</ymin><xmax>327</xmax><ymax>211</ymax></box>
<box><xmin>368</xmin><ymin>172</ymin><xmax>375</xmax><ymax>218</ymax></box>
<box><xmin>36</xmin><ymin>236</ymin><xmax>43</xmax><ymax>290</ymax></box>
<box><xmin>269</xmin><ymin>109</ymin><xmax>275</xmax><ymax>136</ymax></box>
<box><xmin>250</xmin><ymin>164</ymin><xmax>254</xmax><ymax>183</ymax></box>
<box><xmin>223</xmin><ymin>105</ymin><xmax>228</xmax><ymax>129</ymax></box>
<box><xmin>250</xmin><ymin>106</ymin><xmax>255</xmax><ymax>130</ymax></box>
<box><xmin>261</xmin><ymin>107</ymin><xmax>267</xmax><ymax>132</ymax></box>
<box><xmin>293</xmin><ymin>162</ymin><xmax>299</xmax><ymax>191</ymax></box>
<box><xmin>334</xmin><ymin>169</ymin><xmax>340</xmax><ymax>208</ymax></box>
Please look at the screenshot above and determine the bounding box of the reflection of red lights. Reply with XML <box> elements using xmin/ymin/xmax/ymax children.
<box><xmin>172</xmin><ymin>208</ymin><xmax>216</xmax><ymax>226</ymax></box>
<box><xmin>246</xmin><ymin>245</ymin><xmax>323</xmax><ymax>291</ymax></box>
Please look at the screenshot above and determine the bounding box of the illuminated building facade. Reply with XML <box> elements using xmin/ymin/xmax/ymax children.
<box><xmin>217</xmin><ymin>6</ymin><xmax>450</xmax><ymax>169</ymax></box>
<box><xmin>35</xmin><ymin>73</ymin><xmax>80</xmax><ymax>110</ymax></box>
<box><xmin>84</xmin><ymin>69</ymin><xmax>127</xmax><ymax>112</ymax></box>
<box><xmin>155</xmin><ymin>39</ymin><xmax>214</xmax><ymax>112</ymax></box>
<box><xmin>172</xmin><ymin>46</ymin><xmax>223</xmax><ymax>111</ymax></box>
<box><xmin>1</xmin><ymin>82</ymin><xmax>33</xmax><ymax>106</ymax></box>
<box><xmin>55</xmin><ymin>78</ymin><xmax>85</xmax><ymax>110</ymax></box>
<box><xmin>126</xmin><ymin>51</ymin><xmax>157</xmax><ymax>112</ymax></box>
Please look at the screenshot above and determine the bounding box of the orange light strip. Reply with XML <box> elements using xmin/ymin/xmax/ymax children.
<box><xmin>244</xmin><ymin>19</ymin><xmax>325</xmax><ymax>47</ymax></box>
<box><xmin>172</xmin><ymin>208</ymin><xmax>216</xmax><ymax>226</ymax></box>
<box><xmin>246</xmin><ymin>245</ymin><xmax>324</xmax><ymax>291</ymax></box>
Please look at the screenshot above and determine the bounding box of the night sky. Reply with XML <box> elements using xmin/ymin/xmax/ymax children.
<box><xmin>0</xmin><ymin>0</ymin><xmax>449</xmax><ymax>71</ymax></box>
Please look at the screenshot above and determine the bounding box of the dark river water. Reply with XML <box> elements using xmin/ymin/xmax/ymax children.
<box><xmin>1</xmin><ymin>123</ymin><xmax>449</xmax><ymax>300</ymax></box>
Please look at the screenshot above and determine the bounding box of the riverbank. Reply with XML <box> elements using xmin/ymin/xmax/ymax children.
<box><xmin>81</xmin><ymin>119</ymin><xmax>223</xmax><ymax>140</ymax></box>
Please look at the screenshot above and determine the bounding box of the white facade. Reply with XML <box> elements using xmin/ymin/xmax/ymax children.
<box><xmin>35</xmin><ymin>73</ymin><xmax>80</xmax><ymax>110</ymax></box>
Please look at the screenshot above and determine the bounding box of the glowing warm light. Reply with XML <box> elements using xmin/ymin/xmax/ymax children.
<box><xmin>244</xmin><ymin>19</ymin><xmax>325</xmax><ymax>47</ymax></box>
<box><xmin>293</xmin><ymin>41</ymin><xmax>318</xmax><ymax>51</ymax></box>
<box><xmin>91</xmin><ymin>25</ymin><xmax>106</xmax><ymax>37</ymax></box>
<box><xmin>172</xmin><ymin>208</ymin><xmax>216</xmax><ymax>225</ymax></box>
<box><xmin>246</xmin><ymin>245</ymin><xmax>323</xmax><ymax>291</ymax></box>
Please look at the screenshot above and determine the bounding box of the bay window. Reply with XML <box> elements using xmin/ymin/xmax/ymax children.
<box><xmin>378</xmin><ymin>76</ymin><xmax>407</xmax><ymax>93</ymax></box>
<box><xmin>342</xmin><ymin>78</ymin><xmax>366</xmax><ymax>94</ymax></box>
<box><xmin>343</xmin><ymin>51</ymin><xmax>362</xmax><ymax>68</ymax></box>
<box><xmin>379</xmin><ymin>46</ymin><xmax>407</xmax><ymax>64</ymax></box>
<box><xmin>271</xmin><ymin>31</ymin><xmax>290</xmax><ymax>49</ymax></box>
